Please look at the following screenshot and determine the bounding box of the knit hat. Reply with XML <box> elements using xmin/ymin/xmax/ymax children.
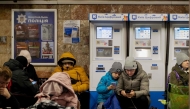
<box><xmin>124</xmin><ymin>57</ymin><xmax>137</xmax><ymax>69</ymax></box>
<box><xmin>16</xmin><ymin>56</ymin><xmax>28</xmax><ymax>67</ymax></box>
<box><xmin>18</xmin><ymin>50</ymin><xmax>31</xmax><ymax>63</ymax></box>
<box><xmin>176</xmin><ymin>53</ymin><xmax>189</xmax><ymax>65</ymax></box>
<box><xmin>109</xmin><ymin>62</ymin><xmax>123</xmax><ymax>73</ymax></box>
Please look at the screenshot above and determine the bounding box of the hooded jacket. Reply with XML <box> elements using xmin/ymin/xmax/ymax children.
<box><xmin>96</xmin><ymin>72</ymin><xmax>118</xmax><ymax>103</ymax></box>
<box><xmin>18</xmin><ymin>50</ymin><xmax>39</xmax><ymax>82</ymax></box>
<box><xmin>3</xmin><ymin>59</ymin><xmax>38</xmax><ymax>96</ymax></box>
<box><xmin>116</xmin><ymin>61</ymin><xmax>150</xmax><ymax>102</ymax></box>
<box><xmin>35</xmin><ymin>72</ymin><xmax>78</xmax><ymax>109</ymax></box>
<box><xmin>169</xmin><ymin>63</ymin><xmax>189</xmax><ymax>86</ymax></box>
<box><xmin>52</xmin><ymin>52</ymin><xmax>89</xmax><ymax>93</ymax></box>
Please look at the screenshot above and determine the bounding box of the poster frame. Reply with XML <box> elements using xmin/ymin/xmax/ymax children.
<box><xmin>11</xmin><ymin>9</ymin><xmax>57</xmax><ymax>66</ymax></box>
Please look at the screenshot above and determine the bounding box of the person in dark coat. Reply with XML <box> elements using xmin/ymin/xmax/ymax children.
<box><xmin>169</xmin><ymin>53</ymin><xmax>189</xmax><ymax>86</ymax></box>
<box><xmin>3</xmin><ymin>56</ymin><xmax>38</xmax><ymax>96</ymax></box>
<box><xmin>0</xmin><ymin>66</ymin><xmax>20</xmax><ymax>109</ymax></box>
<box><xmin>18</xmin><ymin>50</ymin><xmax>38</xmax><ymax>82</ymax></box>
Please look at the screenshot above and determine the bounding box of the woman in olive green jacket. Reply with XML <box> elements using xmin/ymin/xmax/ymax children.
<box><xmin>169</xmin><ymin>53</ymin><xmax>189</xmax><ymax>86</ymax></box>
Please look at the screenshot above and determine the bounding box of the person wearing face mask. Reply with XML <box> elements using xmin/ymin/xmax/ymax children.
<box><xmin>52</xmin><ymin>52</ymin><xmax>89</xmax><ymax>109</ymax></box>
<box><xmin>115</xmin><ymin>57</ymin><xmax>150</xmax><ymax>109</ymax></box>
<box><xmin>169</xmin><ymin>53</ymin><xmax>189</xmax><ymax>86</ymax></box>
<box><xmin>0</xmin><ymin>66</ymin><xmax>20</xmax><ymax>109</ymax></box>
<box><xmin>3</xmin><ymin>56</ymin><xmax>38</xmax><ymax>96</ymax></box>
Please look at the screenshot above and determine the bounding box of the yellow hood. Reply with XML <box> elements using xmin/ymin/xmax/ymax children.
<box><xmin>58</xmin><ymin>52</ymin><xmax>76</xmax><ymax>66</ymax></box>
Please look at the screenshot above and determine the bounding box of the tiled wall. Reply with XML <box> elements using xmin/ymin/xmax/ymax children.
<box><xmin>0</xmin><ymin>4</ymin><xmax>188</xmax><ymax>77</ymax></box>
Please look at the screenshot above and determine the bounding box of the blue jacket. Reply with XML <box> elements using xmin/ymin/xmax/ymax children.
<box><xmin>96</xmin><ymin>72</ymin><xmax>118</xmax><ymax>103</ymax></box>
<box><xmin>104</xmin><ymin>94</ymin><xmax>121</xmax><ymax>109</ymax></box>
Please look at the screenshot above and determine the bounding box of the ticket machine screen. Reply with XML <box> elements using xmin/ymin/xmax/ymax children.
<box><xmin>174</xmin><ymin>27</ymin><xmax>189</xmax><ymax>40</ymax></box>
<box><xmin>97</xmin><ymin>27</ymin><xmax>113</xmax><ymax>39</ymax></box>
<box><xmin>135</xmin><ymin>27</ymin><xmax>151</xmax><ymax>39</ymax></box>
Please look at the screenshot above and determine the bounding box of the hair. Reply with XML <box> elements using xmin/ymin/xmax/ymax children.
<box><xmin>0</xmin><ymin>66</ymin><xmax>12</xmax><ymax>81</ymax></box>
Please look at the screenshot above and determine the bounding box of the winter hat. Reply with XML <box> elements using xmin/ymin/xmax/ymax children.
<box><xmin>176</xmin><ymin>53</ymin><xmax>189</xmax><ymax>65</ymax></box>
<box><xmin>16</xmin><ymin>56</ymin><xmax>28</xmax><ymax>67</ymax></box>
<box><xmin>58</xmin><ymin>52</ymin><xmax>76</xmax><ymax>66</ymax></box>
<box><xmin>18</xmin><ymin>50</ymin><xmax>32</xmax><ymax>63</ymax></box>
<box><xmin>109</xmin><ymin>62</ymin><xmax>123</xmax><ymax>73</ymax></box>
<box><xmin>124</xmin><ymin>57</ymin><xmax>137</xmax><ymax>69</ymax></box>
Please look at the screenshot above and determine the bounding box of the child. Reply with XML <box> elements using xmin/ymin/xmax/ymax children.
<box><xmin>96</xmin><ymin>62</ymin><xmax>123</xmax><ymax>109</ymax></box>
<box><xmin>34</xmin><ymin>72</ymin><xmax>78</xmax><ymax>109</ymax></box>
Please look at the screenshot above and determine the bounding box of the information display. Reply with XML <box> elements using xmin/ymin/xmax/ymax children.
<box><xmin>135</xmin><ymin>27</ymin><xmax>151</xmax><ymax>39</ymax></box>
<box><xmin>174</xmin><ymin>27</ymin><xmax>189</xmax><ymax>40</ymax></box>
<box><xmin>97</xmin><ymin>27</ymin><xmax>112</xmax><ymax>39</ymax></box>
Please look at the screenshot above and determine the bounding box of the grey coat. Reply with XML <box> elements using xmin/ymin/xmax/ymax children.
<box><xmin>116</xmin><ymin>61</ymin><xmax>150</xmax><ymax>102</ymax></box>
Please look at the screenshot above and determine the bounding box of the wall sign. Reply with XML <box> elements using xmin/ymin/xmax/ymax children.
<box><xmin>12</xmin><ymin>9</ymin><xmax>57</xmax><ymax>66</ymax></box>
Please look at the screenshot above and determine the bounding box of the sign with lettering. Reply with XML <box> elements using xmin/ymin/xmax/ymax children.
<box><xmin>89</xmin><ymin>13</ymin><xmax>128</xmax><ymax>21</ymax></box>
<box><xmin>129</xmin><ymin>14</ymin><xmax>168</xmax><ymax>21</ymax></box>
<box><xmin>170</xmin><ymin>14</ymin><xmax>189</xmax><ymax>21</ymax></box>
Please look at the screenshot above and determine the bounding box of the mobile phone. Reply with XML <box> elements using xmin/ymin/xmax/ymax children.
<box><xmin>32</xmin><ymin>81</ymin><xmax>37</xmax><ymax>84</ymax></box>
<box><xmin>125</xmin><ymin>89</ymin><xmax>131</xmax><ymax>93</ymax></box>
<box><xmin>111</xmin><ymin>82</ymin><xmax>116</xmax><ymax>87</ymax></box>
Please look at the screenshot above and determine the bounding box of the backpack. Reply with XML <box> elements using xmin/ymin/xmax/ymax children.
<box><xmin>167</xmin><ymin>71</ymin><xmax>180</xmax><ymax>89</ymax></box>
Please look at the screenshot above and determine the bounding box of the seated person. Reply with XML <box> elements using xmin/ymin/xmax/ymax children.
<box><xmin>169</xmin><ymin>53</ymin><xmax>189</xmax><ymax>86</ymax></box>
<box><xmin>3</xmin><ymin>56</ymin><xmax>38</xmax><ymax>96</ymax></box>
<box><xmin>168</xmin><ymin>53</ymin><xmax>189</xmax><ymax>109</ymax></box>
<box><xmin>96</xmin><ymin>62</ymin><xmax>123</xmax><ymax>109</ymax></box>
<box><xmin>34</xmin><ymin>72</ymin><xmax>78</xmax><ymax>109</ymax></box>
<box><xmin>52</xmin><ymin>52</ymin><xmax>89</xmax><ymax>109</ymax></box>
<box><xmin>18</xmin><ymin>50</ymin><xmax>39</xmax><ymax>83</ymax></box>
<box><xmin>116</xmin><ymin>57</ymin><xmax>150</xmax><ymax>109</ymax></box>
<box><xmin>0</xmin><ymin>66</ymin><xmax>20</xmax><ymax>109</ymax></box>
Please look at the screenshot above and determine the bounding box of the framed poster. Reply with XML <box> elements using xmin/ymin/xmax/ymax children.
<box><xmin>11</xmin><ymin>9</ymin><xmax>57</xmax><ymax>66</ymax></box>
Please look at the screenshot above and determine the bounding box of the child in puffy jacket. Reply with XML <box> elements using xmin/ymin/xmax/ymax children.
<box><xmin>96</xmin><ymin>62</ymin><xmax>123</xmax><ymax>109</ymax></box>
<box><xmin>34</xmin><ymin>72</ymin><xmax>78</xmax><ymax>109</ymax></box>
